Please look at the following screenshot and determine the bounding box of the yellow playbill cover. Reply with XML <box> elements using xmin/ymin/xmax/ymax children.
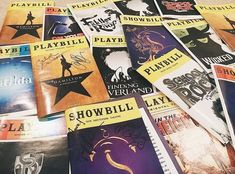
<box><xmin>0</xmin><ymin>1</ymin><xmax>54</xmax><ymax>45</ymax></box>
<box><xmin>137</xmin><ymin>48</ymin><xmax>230</xmax><ymax>144</ymax></box>
<box><xmin>65</xmin><ymin>96</ymin><xmax>141</xmax><ymax>131</ymax></box>
<box><xmin>195</xmin><ymin>3</ymin><xmax>235</xmax><ymax>51</ymax></box>
<box><xmin>120</xmin><ymin>15</ymin><xmax>163</xmax><ymax>26</ymax></box>
<box><xmin>30</xmin><ymin>36</ymin><xmax>109</xmax><ymax>117</ymax></box>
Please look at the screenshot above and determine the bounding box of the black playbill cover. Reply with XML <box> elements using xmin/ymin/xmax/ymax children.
<box><xmin>113</xmin><ymin>0</ymin><xmax>159</xmax><ymax>16</ymax></box>
<box><xmin>163</xmin><ymin>19</ymin><xmax>235</xmax><ymax>72</ymax></box>
<box><xmin>0</xmin><ymin>135</ymin><xmax>69</xmax><ymax>174</ymax></box>
<box><xmin>154</xmin><ymin>0</ymin><xmax>200</xmax><ymax>18</ymax></box>
<box><xmin>91</xmin><ymin>35</ymin><xmax>156</xmax><ymax>98</ymax></box>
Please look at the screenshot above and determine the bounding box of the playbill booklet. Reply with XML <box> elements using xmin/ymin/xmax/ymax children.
<box><xmin>195</xmin><ymin>3</ymin><xmax>235</xmax><ymax>51</ymax></box>
<box><xmin>91</xmin><ymin>35</ymin><xmax>156</xmax><ymax>98</ymax></box>
<box><xmin>0</xmin><ymin>135</ymin><xmax>69</xmax><ymax>174</ymax></box>
<box><xmin>43</xmin><ymin>7</ymin><xmax>84</xmax><ymax>41</ymax></box>
<box><xmin>137</xmin><ymin>49</ymin><xmax>230</xmax><ymax>144</ymax></box>
<box><xmin>113</xmin><ymin>0</ymin><xmax>159</xmax><ymax>16</ymax></box>
<box><xmin>195</xmin><ymin>0</ymin><xmax>235</xmax><ymax>5</ymax></box>
<box><xmin>30</xmin><ymin>36</ymin><xmax>109</xmax><ymax>118</ymax></box>
<box><xmin>68</xmin><ymin>0</ymin><xmax>123</xmax><ymax>41</ymax></box>
<box><xmin>154</xmin><ymin>0</ymin><xmax>200</xmax><ymax>18</ymax></box>
<box><xmin>120</xmin><ymin>15</ymin><xmax>189</xmax><ymax>69</ymax></box>
<box><xmin>143</xmin><ymin>92</ymin><xmax>235</xmax><ymax>173</ymax></box>
<box><xmin>0</xmin><ymin>1</ymin><xmax>54</xmax><ymax>45</ymax></box>
<box><xmin>0</xmin><ymin>115</ymin><xmax>66</xmax><ymax>140</ymax></box>
<box><xmin>65</xmin><ymin>94</ymin><xmax>182</xmax><ymax>174</ymax></box>
<box><xmin>0</xmin><ymin>44</ymin><xmax>36</xmax><ymax>117</ymax></box>
<box><xmin>212</xmin><ymin>64</ymin><xmax>235</xmax><ymax>148</ymax></box>
<box><xmin>163</xmin><ymin>18</ymin><xmax>235</xmax><ymax>73</ymax></box>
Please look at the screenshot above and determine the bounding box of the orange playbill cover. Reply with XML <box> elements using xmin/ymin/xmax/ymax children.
<box><xmin>30</xmin><ymin>36</ymin><xmax>109</xmax><ymax>117</ymax></box>
<box><xmin>0</xmin><ymin>1</ymin><xmax>54</xmax><ymax>45</ymax></box>
<box><xmin>212</xmin><ymin>64</ymin><xmax>235</xmax><ymax>80</ymax></box>
<box><xmin>195</xmin><ymin>4</ymin><xmax>235</xmax><ymax>51</ymax></box>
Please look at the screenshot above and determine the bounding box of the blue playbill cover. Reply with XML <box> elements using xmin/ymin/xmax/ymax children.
<box><xmin>212</xmin><ymin>64</ymin><xmax>235</xmax><ymax>149</ymax></box>
<box><xmin>0</xmin><ymin>44</ymin><xmax>36</xmax><ymax>117</ymax></box>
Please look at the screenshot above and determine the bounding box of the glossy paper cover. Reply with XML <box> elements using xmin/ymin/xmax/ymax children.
<box><xmin>144</xmin><ymin>92</ymin><xmax>235</xmax><ymax>173</ymax></box>
<box><xmin>43</xmin><ymin>7</ymin><xmax>83</xmax><ymax>41</ymax></box>
<box><xmin>113</xmin><ymin>0</ymin><xmax>159</xmax><ymax>16</ymax></box>
<box><xmin>0</xmin><ymin>115</ymin><xmax>66</xmax><ymax>140</ymax></box>
<box><xmin>0</xmin><ymin>1</ymin><xmax>54</xmax><ymax>45</ymax></box>
<box><xmin>30</xmin><ymin>36</ymin><xmax>109</xmax><ymax>117</ymax></box>
<box><xmin>0</xmin><ymin>44</ymin><xmax>36</xmax><ymax>117</ymax></box>
<box><xmin>120</xmin><ymin>15</ymin><xmax>189</xmax><ymax>69</ymax></box>
<box><xmin>195</xmin><ymin>0</ymin><xmax>235</xmax><ymax>5</ymax></box>
<box><xmin>195</xmin><ymin>4</ymin><xmax>235</xmax><ymax>51</ymax></box>
<box><xmin>91</xmin><ymin>35</ymin><xmax>156</xmax><ymax>98</ymax></box>
<box><xmin>154</xmin><ymin>0</ymin><xmax>200</xmax><ymax>18</ymax></box>
<box><xmin>163</xmin><ymin>19</ymin><xmax>235</xmax><ymax>72</ymax></box>
<box><xmin>0</xmin><ymin>135</ymin><xmax>69</xmax><ymax>174</ymax></box>
<box><xmin>68</xmin><ymin>0</ymin><xmax>123</xmax><ymax>41</ymax></box>
<box><xmin>212</xmin><ymin>64</ymin><xmax>235</xmax><ymax>148</ymax></box>
<box><xmin>137</xmin><ymin>49</ymin><xmax>230</xmax><ymax>144</ymax></box>
<box><xmin>65</xmin><ymin>94</ymin><xmax>181</xmax><ymax>174</ymax></box>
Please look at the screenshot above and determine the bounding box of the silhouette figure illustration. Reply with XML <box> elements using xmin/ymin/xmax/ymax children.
<box><xmin>60</xmin><ymin>55</ymin><xmax>72</xmax><ymax>77</ymax></box>
<box><xmin>24</xmin><ymin>11</ymin><xmax>35</xmax><ymax>25</ymax></box>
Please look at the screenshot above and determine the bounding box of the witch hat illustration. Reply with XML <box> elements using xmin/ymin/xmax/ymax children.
<box><xmin>181</xmin><ymin>25</ymin><xmax>211</xmax><ymax>43</ymax></box>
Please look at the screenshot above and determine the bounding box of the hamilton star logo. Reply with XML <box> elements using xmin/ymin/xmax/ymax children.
<box><xmin>7</xmin><ymin>11</ymin><xmax>42</xmax><ymax>39</ymax></box>
<box><xmin>43</xmin><ymin>54</ymin><xmax>92</xmax><ymax>105</ymax></box>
